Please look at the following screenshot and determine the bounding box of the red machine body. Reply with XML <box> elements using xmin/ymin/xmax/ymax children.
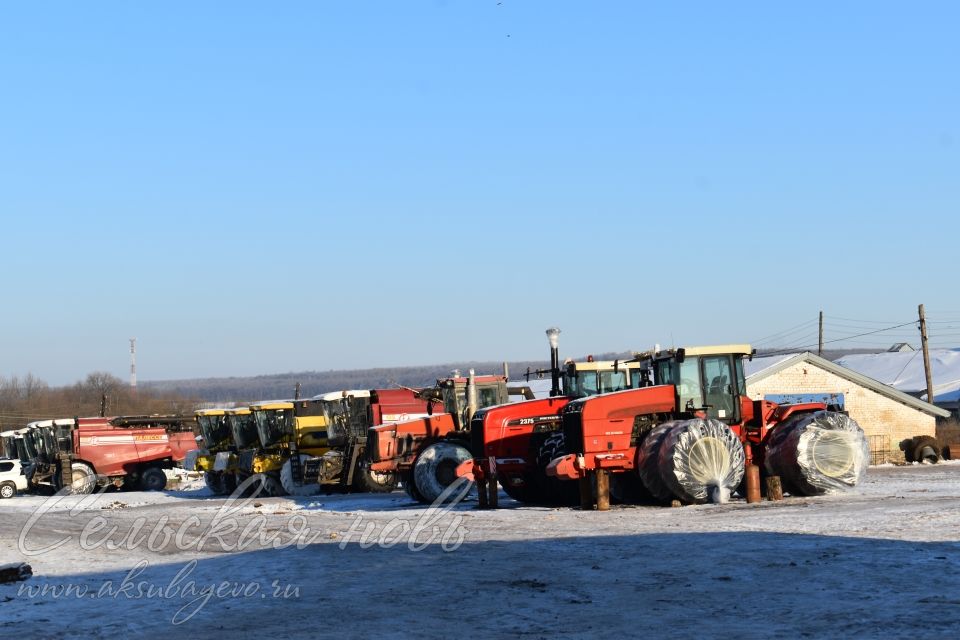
<box><xmin>71</xmin><ymin>416</ymin><xmax>196</xmax><ymax>478</ymax></box>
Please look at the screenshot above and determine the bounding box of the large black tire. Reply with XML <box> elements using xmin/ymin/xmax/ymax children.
<box><xmin>637</xmin><ymin>422</ymin><xmax>678</xmax><ymax>503</ymax></box>
<box><xmin>140</xmin><ymin>467</ymin><xmax>167</xmax><ymax>492</ymax></box>
<box><xmin>354</xmin><ymin>467</ymin><xmax>399</xmax><ymax>493</ymax></box>
<box><xmin>412</xmin><ymin>442</ymin><xmax>473</xmax><ymax>504</ymax></box>
<box><xmin>523</xmin><ymin>431</ymin><xmax>579</xmax><ymax>506</ymax></box>
<box><xmin>70</xmin><ymin>462</ymin><xmax>97</xmax><ymax>495</ymax></box>
<box><xmin>659</xmin><ymin>419</ymin><xmax>745</xmax><ymax>504</ymax></box>
<box><xmin>912</xmin><ymin>436</ymin><xmax>941</xmax><ymax>464</ymax></box>
<box><xmin>261</xmin><ymin>473</ymin><xmax>286</xmax><ymax>497</ymax></box>
<box><xmin>400</xmin><ymin>470</ymin><xmax>425</xmax><ymax>503</ymax></box>
<box><xmin>0</xmin><ymin>482</ymin><xmax>16</xmax><ymax>499</ymax></box>
<box><xmin>609</xmin><ymin>472</ymin><xmax>649</xmax><ymax>504</ymax></box>
<box><xmin>204</xmin><ymin>470</ymin><xmax>226</xmax><ymax>495</ymax></box>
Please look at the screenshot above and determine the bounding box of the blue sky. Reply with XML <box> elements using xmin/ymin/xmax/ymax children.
<box><xmin>1</xmin><ymin>1</ymin><xmax>958</xmax><ymax>385</ymax></box>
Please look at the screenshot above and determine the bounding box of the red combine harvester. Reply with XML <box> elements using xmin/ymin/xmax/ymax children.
<box><xmin>25</xmin><ymin>415</ymin><xmax>195</xmax><ymax>493</ymax></box>
<box><xmin>544</xmin><ymin>344</ymin><xmax>867</xmax><ymax>509</ymax></box>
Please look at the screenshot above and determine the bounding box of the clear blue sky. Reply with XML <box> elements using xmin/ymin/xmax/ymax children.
<box><xmin>1</xmin><ymin>1</ymin><xmax>958</xmax><ymax>385</ymax></box>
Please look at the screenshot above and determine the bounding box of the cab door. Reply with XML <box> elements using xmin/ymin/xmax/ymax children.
<box><xmin>701</xmin><ymin>355</ymin><xmax>739</xmax><ymax>423</ymax></box>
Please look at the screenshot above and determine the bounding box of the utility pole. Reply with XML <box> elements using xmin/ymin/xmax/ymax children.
<box><xmin>818</xmin><ymin>311</ymin><xmax>824</xmax><ymax>356</ymax></box>
<box><xmin>919</xmin><ymin>304</ymin><xmax>935</xmax><ymax>404</ymax></box>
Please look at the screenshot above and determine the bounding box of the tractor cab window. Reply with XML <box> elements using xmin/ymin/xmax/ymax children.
<box><xmin>702</xmin><ymin>355</ymin><xmax>736</xmax><ymax>421</ymax></box>
<box><xmin>564</xmin><ymin>369</ymin><xmax>630</xmax><ymax>398</ymax></box>
<box><xmin>229</xmin><ymin>414</ymin><xmax>259</xmax><ymax>449</ymax></box>
<box><xmin>653</xmin><ymin>356</ymin><xmax>703</xmax><ymax>411</ymax></box>
<box><xmin>198</xmin><ymin>415</ymin><xmax>231</xmax><ymax>448</ymax></box>
<box><xmin>254</xmin><ymin>409</ymin><xmax>293</xmax><ymax>448</ymax></box>
<box><xmin>734</xmin><ymin>357</ymin><xmax>747</xmax><ymax>395</ymax></box>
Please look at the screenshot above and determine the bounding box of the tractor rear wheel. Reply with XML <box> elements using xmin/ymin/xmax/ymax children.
<box><xmin>140</xmin><ymin>467</ymin><xmax>167</xmax><ymax>492</ymax></box>
<box><xmin>912</xmin><ymin>436</ymin><xmax>941</xmax><ymax>464</ymax></box>
<box><xmin>400</xmin><ymin>470</ymin><xmax>425</xmax><ymax>503</ymax></box>
<box><xmin>412</xmin><ymin>442</ymin><xmax>473</xmax><ymax>504</ymax></box>
<box><xmin>70</xmin><ymin>462</ymin><xmax>97</xmax><ymax>495</ymax></box>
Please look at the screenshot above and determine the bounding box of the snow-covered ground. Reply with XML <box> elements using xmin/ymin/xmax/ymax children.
<box><xmin>2</xmin><ymin>464</ymin><xmax>960</xmax><ymax>638</ymax></box>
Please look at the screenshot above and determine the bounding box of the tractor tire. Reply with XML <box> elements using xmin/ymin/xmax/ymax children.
<box><xmin>0</xmin><ymin>482</ymin><xmax>16</xmax><ymax>499</ymax></box>
<box><xmin>637</xmin><ymin>422</ymin><xmax>678</xmax><ymax>503</ymax></box>
<box><xmin>204</xmin><ymin>470</ymin><xmax>226</xmax><ymax>495</ymax></box>
<box><xmin>912</xmin><ymin>436</ymin><xmax>941</xmax><ymax>464</ymax></box>
<box><xmin>400</xmin><ymin>470</ymin><xmax>425</xmax><ymax>503</ymax></box>
<box><xmin>412</xmin><ymin>442</ymin><xmax>474</xmax><ymax>504</ymax></box>
<box><xmin>261</xmin><ymin>473</ymin><xmax>286</xmax><ymax>497</ymax></box>
<box><xmin>353</xmin><ymin>467</ymin><xmax>399</xmax><ymax>493</ymax></box>
<box><xmin>140</xmin><ymin>467</ymin><xmax>167</xmax><ymax>492</ymax></box>
<box><xmin>658</xmin><ymin>419</ymin><xmax>745</xmax><ymax>504</ymax></box>
<box><xmin>222</xmin><ymin>471</ymin><xmax>238</xmax><ymax>495</ymax></box>
<box><xmin>69</xmin><ymin>462</ymin><xmax>97</xmax><ymax>495</ymax></box>
<box><xmin>280</xmin><ymin>455</ymin><xmax>322</xmax><ymax>496</ymax></box>
<box><xmin>764</xmin><ymin>411</ymin><xmax>869</xmax><ymax>496</ymax></box>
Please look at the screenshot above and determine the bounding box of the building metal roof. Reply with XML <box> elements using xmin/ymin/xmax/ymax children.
<box><xmin>746</xmin><ymin>351</ymin><xmax>949</xmax><ymax>418</ymax></box>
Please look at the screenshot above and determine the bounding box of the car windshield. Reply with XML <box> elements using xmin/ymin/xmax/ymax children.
<box><xmin>253</xmin><ymin>409</ymin><xmax>292</xmax><ymax>448</ymax></box>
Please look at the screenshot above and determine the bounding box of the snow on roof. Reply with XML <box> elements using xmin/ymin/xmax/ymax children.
<box><xmin>835</xmin><ymin>349</ymin><xmax>960</xmax><ymax>402</ymax></box>
<box><xmin>744</xmin><ymin>354</ymin><xmax>796</xmax><ymax>378</ymax></box>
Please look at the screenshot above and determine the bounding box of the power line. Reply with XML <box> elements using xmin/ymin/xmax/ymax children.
<box><xmin>763</xmin><ymin>321</ymin><xmax>918</xmax><ymax>356</ymax></box>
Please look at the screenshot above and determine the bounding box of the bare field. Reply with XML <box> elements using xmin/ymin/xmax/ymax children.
<box><xmin>2</xmin><ymin>463</ymin><xmax>959</xmax><ymax>639</ymax></box>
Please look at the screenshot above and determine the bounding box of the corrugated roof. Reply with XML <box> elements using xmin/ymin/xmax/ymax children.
<box><xmin>746</xmin><ymin>351</ymin><xmax>949</xmax><ymax>418</ymax></box>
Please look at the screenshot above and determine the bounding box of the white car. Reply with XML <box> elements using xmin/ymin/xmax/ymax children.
<box><xmin>0</xmin><ymin>458</ymin><xmax>28</xmax><ymax>498</ymax></box>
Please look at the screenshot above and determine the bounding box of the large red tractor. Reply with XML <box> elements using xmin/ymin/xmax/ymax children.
<box><xmin>545</xmin><ymin>344</ymin><xmax>868</xmax><ymax>508</ymax></box>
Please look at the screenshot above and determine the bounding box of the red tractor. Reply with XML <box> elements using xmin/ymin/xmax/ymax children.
<box><xmin>543</xmin><ymin>344</ymin><xmax>866</xmax><ymax>508</ymax></box>
<box><xmin>25</xmin><ymin>415</ymin><xmax>196</xmax><ymax>493</ymax></box>
<box><xmin>366</xmin><ymin>371</ymin><xmax>527</xmax><ymax>503</ymax></box>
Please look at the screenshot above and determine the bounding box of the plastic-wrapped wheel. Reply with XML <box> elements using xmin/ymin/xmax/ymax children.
<box><xmin>637</xmin><ymin>422</ymin><xmax>678</xmax><ymax>503</ymax></box>
<box><xmin>70</xmin><ymin>462</ymin><xmax>98</xmax><ymax>495</ymax></box>
<box><xmin>658</xmin><ymin>419</ymin><xmax>745</xmax><ymax>504</ymax></box>
<box><xmin>764</xmin><ymin>411</ymin><xmax>869</xmax><ymax>496</ymax></box>
<box><xmin>912</xmin><ymin>436</ymin><xmax>941</xmax><ymax>464</ymax></box>
<box><xmin>280</xmin><ymin>455</ymin><xmax>322</xmax><ymax>496</ymax></box>
<box><xmin>412</xmin><ymin>441</ymin><xmax>474</xmax><ymax>504</ymax></box>
<box><xmin>261</xmin><ymin>473</ymin><xmax>286</xmax><ymax>497</ymax></box>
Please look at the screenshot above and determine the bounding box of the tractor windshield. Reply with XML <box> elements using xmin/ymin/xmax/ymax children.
<box><xmin>654</xmin><ymin>356</ymin><xmax>703</xmax><ymax>411</ymax></box>
<box><xmin>563</xmin><ymin>369</ymin><xmax>632</xmax><ymax>399</ymax></box>
<box><xmin>229</xmin><ymin>413</ymin><xmax>259</xmax><ymax>449</ymax></box>
<box><xmin>443</xmin><ymin>383</ymin><xmax>503</xmax><ymax>430</ymax></box>
<box><xmin>254</xmin><ymin>409</ymin><xmax>293</xmax><ymax>448</ymax></box>
<box><xmin>197</xmin><ymin>415</ymin><xmax>231</xmax><ymax>448</ymax></box>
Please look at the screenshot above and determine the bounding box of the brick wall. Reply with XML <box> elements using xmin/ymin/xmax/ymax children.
<box><xmin>747</xmin><ymin>361</ymin><xmax>936</xmax><ymax>463</ymax></box>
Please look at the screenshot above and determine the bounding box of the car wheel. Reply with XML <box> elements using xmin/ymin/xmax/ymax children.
<box><xmin>0</xmin><ymin>482</ymin><xmax>15</xmax><ymax>499</ymax></box>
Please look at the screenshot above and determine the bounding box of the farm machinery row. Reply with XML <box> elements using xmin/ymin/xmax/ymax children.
<box><xmin>364</xmin><ymin>330</ymin><xmax>870</xmax><ymax>509</ymax></box>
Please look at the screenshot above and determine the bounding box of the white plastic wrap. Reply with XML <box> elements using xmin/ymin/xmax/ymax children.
<box><xmin>658</xmin><ymin>419</ymin><xmax>745</xmax><ymax>504</ymax></box>
<box><xmin>764</xmin><ymin>411</ymin><xmax>869</xmax><ymax>496</ymax></box>
<box><xmin>636</xmin><ymin>421</ymin><xmax>678</xmax><ymax>503</ymax></box>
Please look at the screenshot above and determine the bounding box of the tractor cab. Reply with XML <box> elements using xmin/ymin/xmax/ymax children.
<box><xmin>643</xmin><ymin>344</ymin><xmax>751</xmax><ymax>424</ymax></box>
<box><xmin>195</xmin><ymin>410</ymin><xmax>231</xmax><ymax>451</ymax></box>
<box><xmin>425</xmin><ymin>374</ymin><xmax>512</xmax><ymax>431</ymax></box>
<box><xmin>561</xmin><ymin>358</ymin><xmax>646</xmax><ymax>399</ymax></box>
<box><xmin>226</xmin><ymin>407</ymin><xmax>258</xmax><ymax>450</ymax></box>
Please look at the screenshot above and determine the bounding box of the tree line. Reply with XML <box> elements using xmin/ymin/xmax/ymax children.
<box><xmin>0</xmin><ymin>372</ymin><xmax>199</xmax><ymax>431</ymax></box>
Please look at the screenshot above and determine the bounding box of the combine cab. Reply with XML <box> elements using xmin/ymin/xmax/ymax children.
<box><xmin>184</xmin><ymin>408</ymin><xmax>244</xmax><ymax>495</ymax></box>
<box><xmin>246</xmin><ymin>388</ymin><xmax>430</xmax><ymax>497</ymax></box>
<box><xmin>25</xmin><ymin>415</ymin><xmax>195</xmax><ymax>493</ymax></box>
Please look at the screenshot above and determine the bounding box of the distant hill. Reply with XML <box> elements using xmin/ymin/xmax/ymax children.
<box><xmin>141</xmin><ymin>348</ymin><xmax>876</xmax><ymax>404</ymax></box>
